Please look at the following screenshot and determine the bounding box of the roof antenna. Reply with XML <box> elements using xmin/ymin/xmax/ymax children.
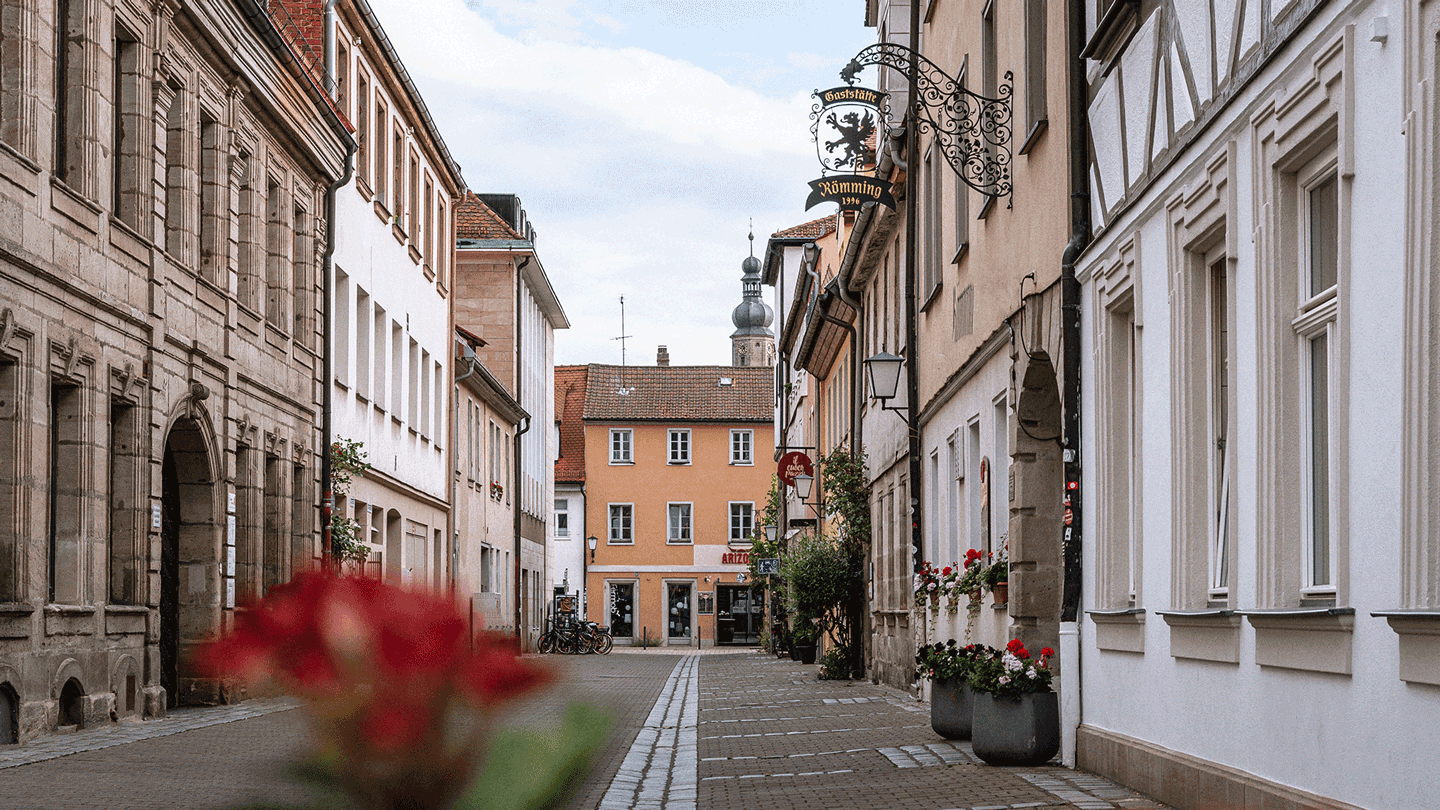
<box><xmin>611</xmin><ymin>296</ymin><xmax>634</xmax><ymax>395</ymax></box>
<box><xmin>748</xmin><ymin>219</ymin><xmax>755</xmax><ymax>257</ymax></box>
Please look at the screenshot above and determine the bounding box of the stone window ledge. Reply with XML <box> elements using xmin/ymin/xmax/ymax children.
<box><xmin>1371</xmin><ymin>610</ymin><xmax>1440</xmax><ymax>686</ymax></box>
<box><xmin>1157</xmin><ymin>609</ymin><xmax>1240</xmax><ymax>664</ymax></box>
<box><xmin>44</xmin><ymin>604</ymin><xmax>97</xmax><ymax>637</ymax></box>
<box><xmin>105</xmin><ymin>604</ymin><xmax>149</xmax><ymax>636</ymax></box>
<box><xmin>0</xmin><ymin>603</ymin><xmax>36</xmax><ymax>616</ymax></box>
<box><xmin>1240</xmin><ymin>607</ymin><xmax>1355</xmax><ymax>675</ymax></box>
<box><xmin>1087</xmin><ymin>608</ymin><xmax>1145</xmax><ymax>653</ymax></box>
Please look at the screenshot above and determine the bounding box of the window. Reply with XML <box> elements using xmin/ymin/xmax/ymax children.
<box><xmin>54</xmin><ymin>0</ymin><xmax>85</xmax><ymax>187</ymax></box>
<box><xmin>293</xmin><ymin>205</ymin><xmax>310</xmax><ymax>334</ymax></box>
<box><xmin>608</xmin><ymin>504</ymin><xmax>633</xmax><ymax>544</ymax></box>
<box><xmin>372</xmin><ymin>304</ymin><xmax>387</xmax><ymax>408</ymax></box>
<box><xmin>554</xmin><ymin>499</ymin><xmax>569</xmax><ymax>538</ymax></box>
<box><xmin>49</xmin><ymin>379</ymin><xmax>82</xmax><ymax>604</ymax></box>
<box><xmin>408</xmin><ymin>338</ymin><xmax>420</xmax><ymax>427</ymax></box>
<box><xmin>355</xmin><ymin>71</ymin><xmax>369</xmax><ymax>187</ymax></box>
<box><xmin>111</xmin><ymin>29</ymin><xmax>142</xmax><ymax>228</ymax></box>
<box><xmin>408</xmin><ymin>149</ymin><xmax>419</xmax><ymax>237</ymax></box>
<box><xmin>392</xmin><ymin>124</ymin><xmax>405</xmax><ymax>225</ymax></box>
<box><xmin>729</xmin><ymin>502</ymin><xmax>754</xmax><ymax>543</ymax></box>
<box><xmin>265</xmin><ymin>178</ymin><xmax>287</xmax><ymax>330</ymax></box>
<box><xmin>730</xmin><ymin>430</ymin><xmax>753</xmax><ymax>464</ymax></box>
<box><xmin>980</xmin><ymin>0</ymin><xmax>998</xmax><ymax>202</ymax></box>
<box><xmin>668</xmin><ymin>429</ymin><xmax>690</xmax><ymax>464</ymax></box>
<box><xmin>199</xmin><ymin>115</ymin><xmax>224</xmax><ymax>284</ymax></box>
<box><xmin>609</xmin><ymin>429</ymin><xmax>632</xmax><ymax>464</ymax></box>
<box><xmin>436</xmin><ymin>195</ymin><xmax>448</xmax><ymax>289</ymax></box>
<box><xmin>667</xmin><ymin>503</ymin><xmax>692</xmax><ymax>543</ymax></box>
<box><xmin>922</xmin><ymin>145</ymin><xmax>942</xmax><ymax>301</ymax></box>
<box><xmin>162</xmin><ymin>89</ymin><xmax>187</xmax><ymax>259</ymax></box>
<box><xmin>423</xmin><ymin>172</ymin><xmax>434</xmax><ymax>266</ymax></box>
<box><xmin>335</xmin><ymin>39</ymin><xmax>349</xmax><ymax>115</ymax></box>
<box><xmin>237</xmin><ymin>151</ymin><xmax>259</xmax><ymax>310</ymax></box>
<box><xmin>1207</xmin><ymin>258</ymin><xmax>1231</xmax><ymax>599</ymax></box>
<box><xmin>1298</xmin><ymin>168</ymin><xmax>1338</xmax><ymax>595</ymax></box>
<box><xmin>391</xmin><ymin>322</ymin><xmax>403</xmax><ymax>415</ymax></box>
<box><xmin>1022</xmin><ymin>0</ymin><xmax>1048</xmax><ymax>148</ymax></box>
<box><xmin>1098</xmin><ymin>289</ymin><xmax>1142</xmax><ymax>610</ymax></box>
<box><xmin>373</xmin><ymin>98</ymin><xmax>387</xmax><ymax>205</ymax></box>
<box><xmin>0</xmin><ymin>358</ymin><xmax>18</xmax><ymax>602</ymax></box>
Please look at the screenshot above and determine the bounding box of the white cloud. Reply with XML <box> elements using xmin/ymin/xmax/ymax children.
<box><xmin>369</xmin><ymin>0</ymin><xmax>866</xmax><ymax>366</ymax></box>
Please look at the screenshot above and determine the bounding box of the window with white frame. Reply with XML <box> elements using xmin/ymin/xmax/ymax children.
<box><xmin>729</xmin><ymin>502</ymin><xmax>754</xmax><ymax>543</ymax></box>
<box><xmin>667</xmin><ymin>503</ymin><xmax>693</xmax><ymax>543</ymax></box>
<box><xmin>554</xmin><ymin>499</ymin><xmax>569</xmax><ymax>538</ymax></box>
<box><xmin>608</xmin><ymin>504</ymin><xmax>633</xmax><ymax>544</ymax></box>
<box><xmin>609</xmin><ymin>429</ymin><xmax>632</xmax><ymax>464</ymax></box>
<box><xmin>730</xmin><ymin>430</ymin><xmax>752</xmax><ymax>465</ymax></box>
<box><xmin>668</xmin><ymin>429</ymin><xmax>690</xmax><ymax>464</ymax></box>
<box><xmin>1297</xmin><ymin>162</ymin><xmax>1339</xmax><ymax>596</ymax></box>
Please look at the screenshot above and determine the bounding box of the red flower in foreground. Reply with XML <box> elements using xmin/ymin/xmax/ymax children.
<box><xmin>1041</xmin><ymin>647</ymin><xmax>1056</xmax><ymax>657</ymax></box>
<box><xmin>1006</xmin><ymin>638</ymin><xmax>1025</xmax><ymax>654</ymax></box>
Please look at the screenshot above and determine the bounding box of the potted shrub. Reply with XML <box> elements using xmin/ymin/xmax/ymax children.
<box><xmin>792</xmin><ymin>623</ymin><xmax>819</xmax><ymax>664</ymax></box>
<box><xmin>986</xmin><ymin>543</ymin><xmax>1009</xmax><ymax>605</ymax></box>
<box><xmin>915</xmin><ymin>641</ymin><xmax>990</xmax><ymax>740</ymax></box>
<box><xmin>967</xmin><ymin>639</ymin><xmax>1059</xmax><ymax>766</ymax></box>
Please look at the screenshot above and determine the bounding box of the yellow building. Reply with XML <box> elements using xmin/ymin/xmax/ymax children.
<box><xmin>581</xmin><ymin>363</ymin><xmax>773</xmax><ymax>646</ymax></box>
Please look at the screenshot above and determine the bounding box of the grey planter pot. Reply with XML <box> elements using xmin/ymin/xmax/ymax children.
<box><xmin>796</xmin><ymin>644</ymin><xmax>818</xmax><ymax>664</ymax></box>
<box><xmin>929</xmin><ymin>678</ymin><xmax>973</xmax><ymax>740</ymax></box>
<box><xmin>971</xmin><ymin>691</ymin><xmax>1060</xmax><ymax>766</ymax></box>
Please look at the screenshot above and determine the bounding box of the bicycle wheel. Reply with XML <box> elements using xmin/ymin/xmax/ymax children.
<box><xmin>538</xmin><ymin>631</ymin><xmax>556</xmax><ymax>654</ymax></box>
<box><xmin>557</xmin><ymin>632</ymin><xmax>578</xmax><ymax>655</ymax></box>
<box><xmin>594</xmin><ymin>632</ymin><xmax>614</xmax><ymax>655</ymax></box>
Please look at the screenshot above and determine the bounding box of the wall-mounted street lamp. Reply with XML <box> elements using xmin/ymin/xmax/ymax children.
<box><xmin>793</xmin><ymin>472</ymin><xmax>815</xmax><ymax>502</ymax></box>
<box><xmin>864</xmin><ymin>350</ymin><xmax>911</xmax><ymax>424</ymax></box>
<box><xmin>763</xmin><ymin>524</ymin><xmax>778</xmax><ymax>545</ymax></box>
<box><xmin>587</xmin><ymin>534</ymin><xmax>598</xmax><ymax>562</ymax></box>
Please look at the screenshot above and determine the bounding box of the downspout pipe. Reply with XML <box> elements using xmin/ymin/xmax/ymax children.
<box><xmin>513</xmin><ymin>256</ymin><xmax>532</xmax><ymax>645</ymax></box>
<box><xmin>1059</xmin><ymin>0</ymin><xmax>1093</xmax><ymax>768</ymax></box>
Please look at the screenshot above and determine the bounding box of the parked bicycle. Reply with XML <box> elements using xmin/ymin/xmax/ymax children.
<box><xmin>538</xmin><ymin>615</ymin><xmax>613</xmax><ymax>654</ymax></box>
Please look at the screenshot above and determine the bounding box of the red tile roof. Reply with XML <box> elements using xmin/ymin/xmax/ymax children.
<box><xmin>583</xmin><ymin>365</ymin><xmax>773</xmax><ymax>423</ymax></box>
<box><xmin>457</xmin><ymin>191</ymin><xmax>522</xmax><ymax>240</ymax></box>
<box><xmin>554</xmin><ymin>365</ymin><xmax>588</xmax><ymax>483</ymax></box>
<box><xmin>772</xmin><ymin>215</ymin><xmax>837</xmax><ymax>240</ymax></box>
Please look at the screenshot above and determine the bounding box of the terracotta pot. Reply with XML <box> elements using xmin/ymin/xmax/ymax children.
<box><xmin>971</xmin><ymin>691</ymin><xmax>1060</xmax><ymax>766</ymax></box>
<box><xmin>929</xmin><ymin>678</ymin><xmax>973</xmax><ymax>740</ymax></box>
<box><xmin>991</xmin><ymin>582</ymin><xmax>1009</xmax><ymax>604</ymax></box>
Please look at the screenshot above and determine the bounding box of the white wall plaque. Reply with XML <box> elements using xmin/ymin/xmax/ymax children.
<box><xmin>225</xmin><ymin>577</ymin><xmax>235</xmax><ymax>608</ymax></box>
<box><xmin>151</xmin><ymin>503</ymin><xmax>162</xmax><ymax>529</ymax></box>
<box><xmin>227</xmin><ymin>515</ymin><xmax>236</xmax><ymax>546</ymax></box>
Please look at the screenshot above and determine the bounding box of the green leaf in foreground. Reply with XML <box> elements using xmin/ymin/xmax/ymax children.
<box><xmin>453</xmin><ymin>703</ymin><xmax>611</xmax><ymax>810</ymax></box>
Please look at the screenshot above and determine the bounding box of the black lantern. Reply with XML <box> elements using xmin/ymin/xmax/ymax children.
<box><xmin>864</xmin><ymin>350</ymin><xmax>904</xmax><ymax>401</ymax></box>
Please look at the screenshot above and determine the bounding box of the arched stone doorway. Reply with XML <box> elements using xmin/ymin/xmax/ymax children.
<box><xmin>1009</xmin><ymin>351</ymin><xmax>1064</xmax><ymax>655</ymax></box>
<box><xmin>160</xmin><ymin>416</ymin><xmax>219</xmax><ymax>708</ymax></box>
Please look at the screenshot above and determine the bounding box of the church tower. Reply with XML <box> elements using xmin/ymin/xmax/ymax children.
<box><xmin>730</xmin><ymin>230</ymin><xmax>775</xmax><ymax>367</ymax></box>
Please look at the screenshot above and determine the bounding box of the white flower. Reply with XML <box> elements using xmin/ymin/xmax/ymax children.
<box><xmin>1027</xmin><ymin>667</ymin><xmax>1037</xmax><ymax>678</ymax></box>
<box><xmin>1002</xmin><ymin>652</ymin><xmax>1023</xmax><ymax>672</ymax></box>
<box><xmin>998</xmin><ymin>676</ymin><xmax>1010</xmax><ymax>685</ymax></box>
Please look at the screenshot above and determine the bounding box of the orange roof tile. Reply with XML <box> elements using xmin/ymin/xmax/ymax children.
<box><xmin>554</xmin><ymin>366</ymin><xmax>588</xmax><ymax>483</ymax></box>
<box><xmin>772</xmin><ymin>215</ymin><xmax>837</xmax><ymax>240</ymax></box>
<box><xmin>582</xmin><ymin>365</ymin><xmax>773</xmax><ymax>423</ymax></box>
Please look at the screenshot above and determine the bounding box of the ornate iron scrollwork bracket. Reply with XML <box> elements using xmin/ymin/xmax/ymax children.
<box><xmin>842</xmin><ymin>43</ymin><xmax>1013</xmax><ymax>206</ymax></box>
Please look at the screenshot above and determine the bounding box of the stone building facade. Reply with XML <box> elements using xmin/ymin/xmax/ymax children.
<box><xmin>0</xmin><ymin>0</ymin><xmax>349</xmax><ymax>744</ymax></box>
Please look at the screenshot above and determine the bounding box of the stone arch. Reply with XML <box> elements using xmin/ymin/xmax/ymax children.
<box><xmin>1008</xmin><ymin>351</ymin><xmax>1064</xmax><ymax>656</ymax></box>
<box><xmin>51</xmin><ymin>658</ymin><xmax>87</xmax><ymax>729</ymax></box>
<box><xmin>159</xmin><ymin>399</ymin><xmax>222</xmax><ymax>708</ymax></box>
<box><xmin>384</xmin><ymin>509</ymin><xmax>402</xmax><ymax>582</ymax></box>
<box><xmin>110</xmin><ymin>654</ymin><xmax>141</xmax><ymax>717</ymax></box>
<box><xmin>0</xmin><ymin>678</ymin><xmax>18</xmax><ymax>744</ymax></box>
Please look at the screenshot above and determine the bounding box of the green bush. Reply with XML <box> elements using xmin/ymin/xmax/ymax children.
<box><xmin>817</xmin><ymin>646</ymin><xmax>851</xmax><ymax>680</ymax></box>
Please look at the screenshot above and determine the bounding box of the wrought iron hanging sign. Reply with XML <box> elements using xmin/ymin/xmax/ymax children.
<box><xmin>840</xmin><ymin>43</ymin><xmax>1014</xmax><ymax>205</ymax></box>
<box><xmin>805</xmin><ymin>84</ymin><xmax>896</xmax><ymax>212</ymax></box>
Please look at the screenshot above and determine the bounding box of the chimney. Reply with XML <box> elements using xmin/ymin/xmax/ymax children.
<box><xmin>657</xmin><ymin>346</ymin><xmax>670</xmax><ymax>367</ymax></box>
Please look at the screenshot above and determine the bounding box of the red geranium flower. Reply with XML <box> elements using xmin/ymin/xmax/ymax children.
<box><xmin>1041</xmin><ymin>647</ymin><xmax>1055</xmax><ymax>657</ymax></box>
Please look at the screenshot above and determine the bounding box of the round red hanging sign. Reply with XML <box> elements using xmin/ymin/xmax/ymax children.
<box><xmin>777</xmin><ymin>451</ymin><xmax>814</xmax><ymax>488</ymax></box>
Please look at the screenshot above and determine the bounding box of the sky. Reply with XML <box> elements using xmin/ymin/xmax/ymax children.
<box><xmin>365</xmin><ymin>0</ymin><xmax>878</xmax><ymax>367</ymax></box>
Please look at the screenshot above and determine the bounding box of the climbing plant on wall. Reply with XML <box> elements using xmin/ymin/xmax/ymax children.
<box><xmin>330</xmin><ymin>438</ymin><xmax>372</xmax><ymax>566</ymax></box>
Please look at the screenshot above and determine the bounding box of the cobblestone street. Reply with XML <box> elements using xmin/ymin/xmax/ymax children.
<box><xmin>0</xmin><ymin>650</ymin><xmax>1170</xmax><ymax>810</ymax></box>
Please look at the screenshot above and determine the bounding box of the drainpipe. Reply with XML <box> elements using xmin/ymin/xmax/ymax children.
<box><xmin>513</xmin><ymin>256</ymin><xmax>532</xmax><ymax>645</ymax></box>
<box><xmin>320</xmin><ymin>4</ymin><xmax>356</xmax><ymax>567</ymax></box>
<box><xmin>1059</xmin><ymin>0</ymin><xmax>1093</xmax><ymax>768</ymax></box>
